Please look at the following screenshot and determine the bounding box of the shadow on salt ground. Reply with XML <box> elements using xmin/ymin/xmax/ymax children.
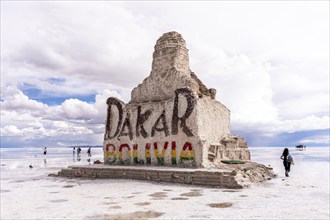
<box><xmin>163</xmin><ymin>189</ymin><xmax>172</xmax><ymax>191</ymax></box>
<box><xmin>63</xmin><ymin>185</ymin><xmax>75</xmax><ymax>188</ymax></box>
<box><xmin>190</xmin><ymin>189</ymin><xmax>202</xmax><ymax>192</ymax></box>
<box><xmin>171</xmin><ymin>197</ymin><xmax>189</xmax><ymax>200</ymax></box>
<box><xmin>9</xmin><ymin>179</ymin><xmax>26</xmax><ymax>183</ymax></box>
<box><xmin>123</xmin><ymin>195</ymin><xmax>135</xmax><ymax>199</ymax></box>
<box><xmin>86</xmin><ymin>211</ymin><xmax>163</xmax><ymax>220</ymax></box>
<box><xmin>208</xmin><ymin>202</ymin><xmax>233</xmax><ymax>208</ymax></box>
<box><xmin>135</xmin><ymin>202</ymin><xmax>151</xmax><ymax>206</ymax></box>
<box><xmin>189</xmin><ymin>215</ymin><xmax>211</xmax><ymax>219</ymax></box>
<box><xmin>35</xmin><ymin>206</ymin><xmax>47</xmax><ymax>210</ymax></box>
<box><xmin>43</xmin><ymin>184</ymin><xmax>58</xmax><ymax>188</ymax></box>
<box><xmin>179</xmin><ymin>190</ymin><xmax>202</xmax><ymax>197</ymax></box>
<box><xmin>104</xmin><ymin>201</ymin><xmax>119</xmax><ymax>205</ymax></box>
<box><xmin>49</xmin><ymin>199</ymin><xmax>68</xmax><ymax>203</ymax></box>
<box><xmin>108</xmin><ymin>205</ymin><xmax>121</xmax><ymax>209</ymax></box>
<box><xmin>148</xmin><ymin>192</ymin><xmax>167</xmax><ymax>200</ymax></box>
<box><xmin>222</xmin><ymin>189</ymin><xmax>240</xmax><ymax>192</ymax></box>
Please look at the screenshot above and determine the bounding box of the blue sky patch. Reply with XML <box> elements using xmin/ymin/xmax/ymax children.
<box><xmin>19</xmin><ymin>83</ymin><xmax>96</xmax><ymax>105</ymax></box>
<box><xmin>45</xmin><ymin>77</ymin><xmax>66</xmax><ymax>85</ymax></box>
<box><xmin>36</xmin><ymin>95</ymin><xmax>96</xmax><ymax>105</ymax></box>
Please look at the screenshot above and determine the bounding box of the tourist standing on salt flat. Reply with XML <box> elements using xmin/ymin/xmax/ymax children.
<box><xmin>280</xmin><ymin>148</ymin><xmax>294</xmax><ymax>177</ymax></box>
<box><xmin>87</xmin><ymin>147</ymin><xmax>91</xmax><ymax>157</ymax></box>
<box><xmin>77</xmin><ymin>147</ymin><xmax>81</xmax><ymax>161</ymax></box>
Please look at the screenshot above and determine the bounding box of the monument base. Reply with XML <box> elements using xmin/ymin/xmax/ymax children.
<box><xmin>56</xmin><ymin>163</ymin><xmax>276</xmax><ymax>189</ymax></box>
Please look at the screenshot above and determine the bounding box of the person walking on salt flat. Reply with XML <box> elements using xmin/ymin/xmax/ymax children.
<box><xmin>280</xmin><ymin>148</ymin><xmax>294</xmax><ymax>177</ymax></box>
<box><xmin>87</xmin><ymin>147</ymin><xmax>91</xmax><ymax>157</ymax></box>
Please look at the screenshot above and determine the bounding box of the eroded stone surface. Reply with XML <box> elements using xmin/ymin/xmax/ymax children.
<box><xmin>131</xmin><ymin>31</ymin><xmax>211</xmax><ymax>103</ymax></box>
<box><xmin>103</xmin><ymin>31</ymin><xmax>251</xmax><ymax>168</ymax></box>
<box><xmin>57</xmin><ymin>163</ymin><xmax>276</xmax><ymax>188</ymax></box>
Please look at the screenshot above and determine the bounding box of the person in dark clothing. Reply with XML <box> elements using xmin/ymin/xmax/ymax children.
<box><xmin>280</xmin><ymin>148</ymin><xmax>294</xmax><ymax>177</ymax></box>
<box><xmin>43</xmin><ymin>147</ymin><xmax>47</xmax><ymax>155</ymax></box>
<box><xmin>87</xmin><ymin>147</ymin><xmax>91</xmax><ymax>157</ymax></box>
<box><xmin>77</xmin><ymin>147</ymin><xmax>82</xmax><ymax>161</ymax></box>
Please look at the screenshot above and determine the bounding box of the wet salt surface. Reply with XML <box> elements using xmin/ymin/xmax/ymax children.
<box><xmin>1</xmin><ymin>147</ymin><xmax>329</xmax><ymax>219</ymax></box>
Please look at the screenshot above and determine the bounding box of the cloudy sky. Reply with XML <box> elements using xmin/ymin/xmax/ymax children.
<box><xmin>1</xmin><ymin>1</ymin><xmax>329</xmax><ymax>148</ymax></box>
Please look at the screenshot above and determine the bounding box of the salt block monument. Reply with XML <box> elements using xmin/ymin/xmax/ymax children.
<box><xmin>104</xmin><ymin>31</ymin><xmax>250</xmax><ymax>167</ymax></box>
<box><xmin>58</xmin><ymin>32</ymin><xmax>275</xmax><ymax>188</ymax></box>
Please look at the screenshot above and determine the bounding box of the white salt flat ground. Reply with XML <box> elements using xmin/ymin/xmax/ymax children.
<box><xmin>1</xmin><ymin>147</ymin><xmax>329</xmax><ymax>219</ymax></box>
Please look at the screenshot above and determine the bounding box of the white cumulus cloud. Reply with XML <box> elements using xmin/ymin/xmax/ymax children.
<box><xmin>1</xmin><ymin>1</ymin><xmax>328</xmax><ymax>147</ymax></box>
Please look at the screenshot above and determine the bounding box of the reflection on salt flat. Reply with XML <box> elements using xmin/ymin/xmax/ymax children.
<box><xmin>0</xmin><ymin>147</ymin><xmax>104</xmax><ymax>170</ymax></box>
<box><xmin>0</xmin><ymin>147</ymin><xmax>329</xmax><ymax>171</ymax></box>
<box><xmin>1</xmin><ymin>147</ymin><xmax>328</xmax><ymax>185</ymax></box>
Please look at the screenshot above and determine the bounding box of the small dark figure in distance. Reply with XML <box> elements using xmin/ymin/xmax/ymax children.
<box><xmin>43</xmin><ymin>147</ymin><xmax>47</xmax><ymax>155</ymax></box>
<box><xmin>29</xmin><ymin>165</ymin><xmax>33</xmax><ymax>168</ymax></box>
<box><xmin>280</xmin><ymin>148</ymin><xmax>294</xmax><ymax>177</ymax></box>
<box><xmin>77</xmin><ymin>147</ymin><xmax>82</xmax><ymax>161</ymax></box>
<box><xmin>87</xmin><ymin>147</ymin><xmax>91</xmax><ymax>157</ymax></box>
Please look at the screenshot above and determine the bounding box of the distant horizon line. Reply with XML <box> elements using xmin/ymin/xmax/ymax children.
<box><xmin>0</xmin><ymin>145</ymin><xmax>329</xmax><ymax>148</ymax></box>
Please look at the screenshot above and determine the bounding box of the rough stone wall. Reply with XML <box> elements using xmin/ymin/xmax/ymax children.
<box><xmin>57</xmin><ymin>162</ymin><xmax>276</xmax><ymax>188</ymax></box>
<box><xmin>103</xmin><ymin>31</ymin><xmax>251</xmax><ymax>168</ymax></box>
<box><xmin>104</xmin><ymin>88</ymin><xmax>203</xmax><ymax>167</ymax></box>
<box><xmin>196</xmin><ymin>97</ymin><xmax>230</xmax><ymax>144</ymax></box>
<box><xmin>58</xmin><ymin>166</ymin><xmax>243</xmax><ymax>189</ymax></box>
<box><xmin>152</xmin><ymin>31</ymin><xmax>190</xmax><ymax>74</ymax></box>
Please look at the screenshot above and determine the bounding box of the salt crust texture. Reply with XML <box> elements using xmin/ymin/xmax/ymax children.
<box><xmin>2</xmin><ymin>147</ymin><xmax>329</xmax><ymax>220</ymax></box>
